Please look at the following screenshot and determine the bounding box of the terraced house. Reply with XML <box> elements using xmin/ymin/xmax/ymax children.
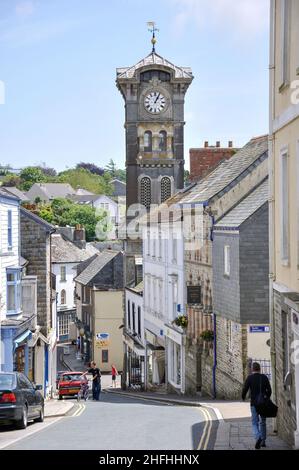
<box><xmin>269</xmin><ymin>0</ymin><xmax>299</xmax><ymax>448</ymax></box>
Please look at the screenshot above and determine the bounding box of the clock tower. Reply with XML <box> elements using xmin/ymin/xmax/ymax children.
<box><xmin>116</xmin><ymin>36</ymin><xmax>193</xmax><ymax>210</ymax></box>
<box><xmin>116</xmin><ymin>30</ymin><xmax>193</xmax><ymax>284</ymax></box>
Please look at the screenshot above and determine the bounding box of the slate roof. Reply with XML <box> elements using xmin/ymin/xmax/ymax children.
<box><xmin>70</xmin><ymin>194</ymin><xmax>116</xmax><ymax>205</ymax></box>
<box><xmin>51</xmin><ymin>233</ymin><xmax>99</xmax><ymax>263</ymax></box>
<box><xmin>214</xmin><ymin>178</ymin><xmax>269</xmax><ymax>230</ymax></box>
<box><xmin>75</xmin><ymin>250</ymin><xmax>120</xmax><ymax>286</ymax></box>
<box><xmin>127</xmin><ymin>280</ymin><xmax>144</xmax><ymax>295</ymax></box>
<box><xmin>111</xmin><ymin>179</ymin><xmax>126</xmax><ymax>197</ymax></box>
<box><xmin>28</xmin><ymin>183</ymin><xmax>76</xmax><ymax>199</ymax></box>
<box><xmin>179</xmin><ymin>135</ymin><xmax>268</xmax><ymax>205</ymax></box>
<box><xmin>117</xmin><ymin>52</ymin><xmax>193</xmax><ymax>80</ymax></box>
<box><xmin>0</xmin><ymin>186</ymin><xmax>28</xmax><ymax>201</ymax></box>
<box><xmin>0</xmin><ymin>188</ymin><xmax>20</xmax><ymax>201</ymax></box>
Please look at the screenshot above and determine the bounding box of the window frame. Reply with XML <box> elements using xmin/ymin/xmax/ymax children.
<box><xmin>102</xmin><ymin>350</ymin><xmax>109</xmax><ymax>363</ymax></box>
<box><xmin>224</xmin><ymin>245</ymin><xmax>231</xmax><ymax>277</ymax></box>
<box><xmin>60</xmin><ymin>265</ymin><xmax>67</xmax><ymax>282</ymax></box>
<box><xmin>6</xmin><ymin>268</ymin><xmax>22</xmax><ymax>315</ymax></box>
<box><xmin>280</xmin><ymin>146</ymin><xmax>289</xmax><ymax>265</ymax></box>
<box><xmin>7</xmin><ymin>210</ymin><xmax>12</xmax><ymax>250</ymax></box>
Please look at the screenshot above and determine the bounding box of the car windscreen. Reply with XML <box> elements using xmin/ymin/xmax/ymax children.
<box><xmin>61</xmin><ymin>374</ymin><xmax>82</xmax><ymax>381</ymax></box>
<box><xmin>0</xmin><ymin>374</ymin><xmax>16</xmax><ymax>390</ymax></box>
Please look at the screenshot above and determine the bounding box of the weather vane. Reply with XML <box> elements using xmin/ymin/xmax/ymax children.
<box><xmin>147</xmin><ymin>21</ymin><xmax>159</xmax><ymax>53</ymax></box>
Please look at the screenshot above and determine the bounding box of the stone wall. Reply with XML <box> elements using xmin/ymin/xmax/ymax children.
<box><xmin>20</xmin><ymin>212</ymin><xmax>51</xmax><ymax>335</ymax></box>
<box><xmin>215</xmin><ymin>316</ymin><xmax>247</xmax><ymax>399</ymax></box>
<box><xmin>272</xmin><ymin>289</ymin><xmax>296</xmax><ymax>447</ymax></box>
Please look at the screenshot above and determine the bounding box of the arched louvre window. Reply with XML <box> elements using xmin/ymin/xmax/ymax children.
<box><xmin>61</xmin><ymin>289</ymin><xmax>66</xmax><ymax>305</ymax></box>
<box><xmin>144</xmin><ymin>131</ymin><xmax>152</xmax><ymax>152</ymax></box>
<box><xmin>161</xmin><ymin>177</ymin><xmax>171</xmax><ymax>202</ymax></box>
<box><xmin>140</xmin><ymin>177</ymin><xmax>151</xmax><ymax>209</ymax></box>
<box><xmin>159</xmin><ymin>131</ymin><xmax>167</xmax><ymax>151</ymax></box>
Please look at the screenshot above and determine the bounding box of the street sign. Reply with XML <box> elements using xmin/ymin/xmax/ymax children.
<box><xmin>249</xmin><ymin>325</ymin><xmax>270</xmax><ymax>333</ymax></box>
<box><xmin>95</xmin><ymin>333</ymin><xmax>110</xmax><ymax>348</ymax></box>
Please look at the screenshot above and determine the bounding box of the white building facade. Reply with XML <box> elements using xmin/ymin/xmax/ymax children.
<box><xmin>143</xmin><ymin>214</ymin><xmax>186</xmax><ymax>394</ymax></box>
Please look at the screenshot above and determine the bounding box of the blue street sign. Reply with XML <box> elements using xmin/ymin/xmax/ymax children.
<box><xmin>249</xmin><ymin>326</ymin><xmax>270</xmax><ymax>333</ymax></box>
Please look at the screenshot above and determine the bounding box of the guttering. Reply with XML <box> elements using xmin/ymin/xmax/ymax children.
<box><xmin>212</xmin><ymin>313</ymin><xmax>217</xmax><ymax>399</ymax></box>
<box><xmin>269</xmin><ymin>0</ymin><xmax>277</xmax><ymax>424</ymax></box>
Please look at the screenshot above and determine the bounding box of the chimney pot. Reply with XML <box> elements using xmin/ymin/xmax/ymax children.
<box><xmin>204</xmin><ymin>141</ymin><xmax>209</xmax><ymax>148</ymax></box>
<box><xmin>216</xmin><ymin>141</ymin><xmax>220</xmax><ymax>148</ymax></box>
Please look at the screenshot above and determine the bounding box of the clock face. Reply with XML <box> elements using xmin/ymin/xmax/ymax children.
<box><xmin>144</xmin><ymin>91</ymin><xmax>166</xmax><ymax>114</ymax></box>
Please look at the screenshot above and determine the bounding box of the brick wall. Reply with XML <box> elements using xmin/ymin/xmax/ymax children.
<box><xmin>189</xmin><ymin>144</ymin><xmax>237</xmax><ymax>182</ymax></box>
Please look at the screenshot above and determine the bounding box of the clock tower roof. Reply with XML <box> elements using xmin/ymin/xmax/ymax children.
<box><xmin>116</xmin><ymin>51</ymin><xmax>193</xmax><ymax>82</ymax></box>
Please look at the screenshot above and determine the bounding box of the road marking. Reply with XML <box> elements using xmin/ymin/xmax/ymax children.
<box><xmin>197</xmin><ymin>407</ymin><xmax>213</xmax><ymax>450</ymax></box>
<box><xmin>103</xmin><ymin>391</ymin><xmax>174</xmax><ymax>406</ymax></box>
<box><xmin>0</xmin><ymin>417</ymin><xmax>62</xmax><ymax>450</ymax></box>
<box><xmin>71</xmin><ymin>403</ymin><xmax>85</xmax><ymax>417</ymax></box>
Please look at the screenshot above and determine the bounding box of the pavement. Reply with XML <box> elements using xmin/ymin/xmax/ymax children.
<box><xmin>44</xmin><ymin>399</ymin><xmax>75</xmax><ymax>418</ymax></box>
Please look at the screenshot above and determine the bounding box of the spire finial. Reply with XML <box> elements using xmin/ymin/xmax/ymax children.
<box><xmin>147</xmin><ymin>21</ymin><xmax>159</xmax><ymax>53</ymax></box>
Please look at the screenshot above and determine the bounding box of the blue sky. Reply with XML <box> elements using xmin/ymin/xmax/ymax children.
<box><xmin>0</xmin><ymin>0</ymin><xmax>270</xmax><ymax>172</ymax></box>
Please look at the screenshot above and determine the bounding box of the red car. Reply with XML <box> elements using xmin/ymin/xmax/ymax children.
<box><xmin>58</xmin><ymin>372</ymin><xmax>87</xmax><ymax>400</ymax></box>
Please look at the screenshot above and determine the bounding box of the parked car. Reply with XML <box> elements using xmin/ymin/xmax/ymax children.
<box><xmin>58</xmin><ymin>372</ymin><xmax>87</xmax><ymax>400</ymax></box>
<box><xmin>56</xmin><ymin>371</ymin><xmax>66</xmax><ymax>389</ymax></box>
<box><xmin>0</xmin><ymin>372</ymin><xmax>44</xmax><ymax>429</ymax></box>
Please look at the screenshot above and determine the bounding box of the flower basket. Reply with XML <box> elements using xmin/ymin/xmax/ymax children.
<box><xmin>173</xmin><ymin>315</ymin><xmax>188</xmax><ymax>329</ymax></box>
<box><xmin>200</xmin><ymin>329</ymin><xmax>214</xmax><ymax>342</ymax></box>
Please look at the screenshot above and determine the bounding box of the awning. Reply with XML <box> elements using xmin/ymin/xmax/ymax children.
<box><xmin>14</xmin><ymin>329</ymin><xmax>32</xmax><ymax>348</ymax></box>
<box><xmin>28</xmin><ymin>331</ymin><xmax>49</xmax><ymax>347</ymax></box>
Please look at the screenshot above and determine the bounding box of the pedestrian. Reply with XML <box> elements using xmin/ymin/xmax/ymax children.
<box><xmin>242</xmin><ymin>361</ymin><xmax>272</xmax><ymax>449</ymax></box>
<box><xmin>77</xmin><ymin>336</ymin><xmax>80</xmax><ymax>351</ymax></box>
<box><xmin>82</xmin><ymin>361</ymin><xmax>101</xmax><ymax>401</ymax></box>
<box><xmin>111</xmin><ymin>364</ymin><xmax>118</xmax><ymax>388</ymax></box>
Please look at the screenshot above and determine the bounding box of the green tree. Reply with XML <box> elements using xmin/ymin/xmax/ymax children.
<box><xmin>58</xmin><ymin>168</ymin><xmax>112</xmax><ymax>195</ymax></box>
<box><xmin>20</xmin><ymin>166</ymin><xmax>46</xmax><ymax>191</ymax></box>
<box><xmin>2</xmin><ymin>173</ymin><xmax>22</xmax><ymax>187</ymax></box>
<box><xmin>105</xmin><ymin>159</ymin><xmax>117</xmax><ymax>177</ymax></box>
<box><xmin>39</xmin><ymin>204</ymin><xmax>54</xmax><ymax>223</ymax></box>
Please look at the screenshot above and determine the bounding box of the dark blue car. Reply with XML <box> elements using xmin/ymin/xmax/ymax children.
<box><xmin>0</xmin><ymin>372</ymin><xmax>44</xmax><ymax>429</ymax></box>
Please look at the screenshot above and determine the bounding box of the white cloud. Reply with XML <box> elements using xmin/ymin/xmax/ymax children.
<box><xmin>169</xmin><ymin>0</ymin><xmax>270</xmax><ymax>39</ymax></box>
<box><xmin>15</xmin><ymin>1</ymin><xmax>35</xmax><ymax>18</ymax></box>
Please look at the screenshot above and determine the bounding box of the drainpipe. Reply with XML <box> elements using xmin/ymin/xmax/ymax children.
<box><xmin>212</xmin><ymin>312</ymin><xmax>217</xmax><ymax>399</ymax></box>
<box><xmin>269</xmin><ymin>0</ymin><xmax>277</xmax><ymax>429</ymax></box>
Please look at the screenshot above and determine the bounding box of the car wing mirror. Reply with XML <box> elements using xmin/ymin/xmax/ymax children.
<box><xmin>35</xmin><ymin>384</ymin><xmax>43</xmax><ymax>391</ymax></box>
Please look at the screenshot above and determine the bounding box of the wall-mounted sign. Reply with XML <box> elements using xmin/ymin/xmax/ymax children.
<box><xmin>187</xmin><ymin>286</ymin><xmax>201</xmax><ymax>305</ymax></box>
<box><xmin>292</xmin><ymin>309</ymin><xmax>299</xmax><ymax>336</ymax></box>
<box><xmin>95</xmin><ymin>333</ymin><xmax>110</xmax><ymax>348</ymax></box>
<box><xmin>249</xmin><ymin>325</ymin><xmax>270</xmax><ymax>333</ymax></box>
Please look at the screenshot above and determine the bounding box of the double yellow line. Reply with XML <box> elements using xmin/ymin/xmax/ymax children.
<box><xmin>197</xmin><ymin>407</ymin><xmax>213</xmax><ymax>450</ymax></box>
<box><xmin>72</xmin><ymin>403</ymin><xmax>85</xmax><ymax>418</ymax></box>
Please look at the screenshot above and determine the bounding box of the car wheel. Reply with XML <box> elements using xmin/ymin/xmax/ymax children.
<box><xmin>58</xmin><ymin>395</ymin><xmax>63</xmax><ymax>400</ymax></box>
<box><xmin>16</xmin><ymin>406</ymin><xmax>28</xmax><ymax>430</ymax></box>
<box><xmin>35</xmin><ymin>406</ymin><xmax>44</xmax><ymax>423</ymax></box>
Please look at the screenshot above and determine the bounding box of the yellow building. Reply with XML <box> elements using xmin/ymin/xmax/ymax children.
<box><xmin>269</xmin><ymin>0</ymin><xmax>299</xmax><ymax>448</ymax></box>
<box><xmin>92</xmin><ymin>290</ymin><xmax>124</xmax><ymax>373</ymax></box>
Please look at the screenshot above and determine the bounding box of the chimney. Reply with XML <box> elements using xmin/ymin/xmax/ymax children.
<box><xmin>228</xmin><ymin>140</ymin><xmax>233</xmax><ymax>148</ymax></box>
<box><xmin>204</xmin><ymin>141</ymin><xmax>209</xmax><ymax>148</ymax></box>
<box><xmin>216</xmin><ymin>141</ymin><xmax>220</xmax><ymax>148</ymax></box>
<box><xmin>74</xmin><ymin>224</ymin><xmax>86</xmax><ymax>249</ymax></box>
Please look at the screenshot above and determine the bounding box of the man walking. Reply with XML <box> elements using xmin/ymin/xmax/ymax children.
<box><xmin>242</xmin><ymin>362</ymin><xmax>272</xmax><ymax>449</ymax></box>
<box><xmin>83</xmin><ymin>361</ymin><xmax>101</xmax><ymax>401</ymax></box>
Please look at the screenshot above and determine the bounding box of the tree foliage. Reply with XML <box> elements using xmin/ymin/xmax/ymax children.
<box><xmin>58</xmin><ymin>168</ymin><xmax>112</xmax><ymax>195</ymax></box>
<box><xmin>20</xmin><ymin>167</ymin><xmax>46</xmax><ymax>191</ymax></box>
<box><xmin>76</xmin><ymin>162</ymin><xmax>105</xmax><ymax>176</ymax></box>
